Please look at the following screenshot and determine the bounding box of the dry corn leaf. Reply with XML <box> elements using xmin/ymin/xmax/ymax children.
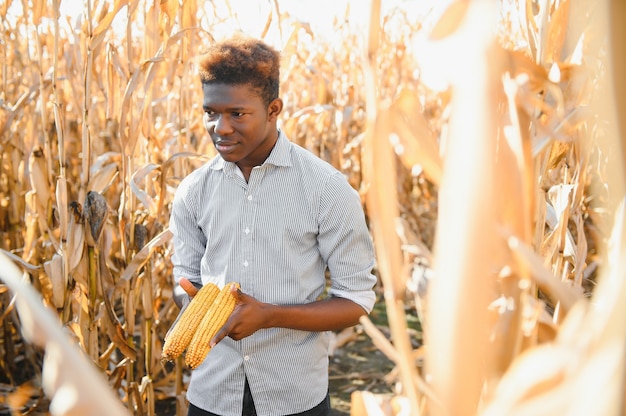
<box><xmin>105</xmin><ymin>44</ymin><xmax>128</xmax><ymax>117</ymax></box>
<box><xmin>0</xmin><ymin>0</ymin><xmax>10</xmax><ymax>17</ymax></box>
<box><xmin>159</xmin><ymin>0</ymin><xmax>178</xmax><ymax>23</ymax></box>
<box><xmin>119</xmin><ymin>57</ymin><xmax>164</xmax><ymax>155</ymax></box>
<box><xmin>429</xmin><ymin>0</ymin><xmax>470</xmax><ymax>41</ymax></box>
<box><xmin>23</xmin><ymin>191</ymin><xmax>40</xmax><ymax>261</ymax></box>
<box><xmin>159</xmin><ymin>151</ymin><xmax>210</xmax><ymax>215</ymax></box>
<box><xmin>0</xmin><ymin>251</ymin><xmax>131</xmax><ymax>415</ymax></box>
<box><xmin>571</xmin><ymin>215</ymin><xmax>587</xmax><ymax>286</ymax></box>
<box><xmin>507</xmin><ymin>49</ymin><xmax>549</xmax><ymax>95</ymax></box>
<box><xmin>98</xmin><ymin>252</ymin><xmax>138</xmax><ymax>361</ymax></box>
<box><xmin>350</xmin><ymin>390</ymin><xmax>396</xmax><ymax>416</ymax></box>
<box><xmin>508</xmin><ymin>235</ymin><xmax>583</xmax><ymax>312</ymax></box>
<box><xmin>0</xmin><ymin>249</ymin><xmax>40</xmax><ymax>272</ymax></box>
<box><xmin>43</xmin><ymin>254</ymin><xmax>65</xmax><ymax>309</ymax></box>
<box><xmin>501</xmin><ymin>74</ymin><xmax>534</xmax><ymax>240</ymax></box>
<box><xmin>91</xmin><ymin>0</ymin><xmax>129</xmax><ymax>44</ymax></box>
<box><xmin>481</xmin><ymin>343</ymin><xmax>570</xmax><ymax>416</ymax></box>
<box><xmin>359</xmin><ymin>315</ymin><xmax>399</xmax><ymax>364</ymax></box>
<box><xmin>486</xmin><ymin>202</ymin><xmax>626</xmax><ymax>416</ymax></box>
<box><xmin>181</xmin><ymin>0</ymin><xmax>198</xmax><ymax>29</ymax></box>
<box><xmin>55</xmin><ymin>177</ymin><xmax>68</xmax><ymax>241</ymax></box>
<box><xmin>541</xmin><ymin>0</ymin><xmax>570</xmax><ymax>65</ymax></box>
<box><xmin>367</xmin><ymin>0</ymin><xmax>381</xmax><ymax>57</ymax></box>
<box><xmin>28</xmin><ymin>146</ymin><xmax>51</xmax><ymax>210</ymax></box>
<box><xmin>362</xmin><ymin>112</ymin><xmax>422</xmax><ymax>412</ymax></box>
<box><xmin>565</xmin><ymin>32</ymin><xmax>584</xmax><ymax>66</ymax></box>
<box><xmin>546</xmin><ymin>185</ymin><xmax>576</xmax><ymax>257</ymax></box>
<box><xmin>89</xmin><ymin>161</ymin><xmax>119</xmax><ymax>194</ymax></box>
<box><xmin>31</xmin><ymin>0</ymin><xmax>46</xmax><ymax>25</ymax></box>
<box><xmin>118</xmin><ymin>228</ymin><xmax>172</xmax><ymax>285</ymax></box>
<box><xmin>363</xmin><ymin>111</ymin><xmax>405</xmax><ymax>299</ymax></box>
<box><xmin>130</xmin><ymin>163</ymin><xmax>160</xmax><ymax>215</ymax></box>
<box><xmin>66</xmin><ymin>202</ymin><xmax>85</xmax><ymax>272</ymax></box>
<box><xmin>90</xmin><ymin>151</ymin><xmax>122</xmax><ymax>172</ymax></box>
<box><xmin>141</xmin><ymin>272</ymin><xmax>153</xmax><ymax>320</ymax></box>
<box><xmin>259</xmin><ymin>4</ymin><xmax>273</xmax><ymax>39</ymax></box>
<box><xmin>522</xmin><ymin>0</ymin><xmax>539</xmax><ymax>59</ymax></box>
<box><xmin>66</xmin><ymin>321</ymin><xmax>86</xmax><ymax>351</ymax></box>
<box><xmin>388</xmin><ymin>89</ymin><xmax>443</xmax><ymax>185</ymax></box>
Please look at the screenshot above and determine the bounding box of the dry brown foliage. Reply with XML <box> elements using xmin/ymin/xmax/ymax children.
<box><xmin>0</xmin><ymin>0</ymin><xmax>624</xmax><ymax>415</ymax></box>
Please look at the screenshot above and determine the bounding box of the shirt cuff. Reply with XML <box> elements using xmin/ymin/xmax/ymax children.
<box><xmin>328</xmin><ymin>288</ymin><xmax>376</xmax><ymax>314</ymax></box>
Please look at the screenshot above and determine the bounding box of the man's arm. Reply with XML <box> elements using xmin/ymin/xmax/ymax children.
<box><xmin>169</xmin><ymin>178</ymin><xmax>206</xmax><ymax>308</ymax></box>
<box><xmin>210</xmin><ymin>284</ymin><xmax>367</xmax><ymax>347</ymax></box>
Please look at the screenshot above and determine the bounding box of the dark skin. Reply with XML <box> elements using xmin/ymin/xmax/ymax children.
<box><xmin>187</xmin><ymin>82</ymin><xmax>367</xmax><ymax>347</ymax></box>
<box><xmin>202</xmin><ymin>82</ymin><xmax>281</xmax><ymax>182</ymax></box>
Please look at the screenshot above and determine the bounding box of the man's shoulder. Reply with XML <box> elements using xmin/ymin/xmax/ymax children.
<box><xmin>284</xmin><ymin>142</ymin><xmax>359</xmax><ymax>201</ymax></box>
<box><xmin>176</xmin><ymin>157</ymin><xmax>220</xmax><ymax>196</ymax></box>
<box><xmin>287</xmin><ymin>141</ymin><xmax>339</xmax><ymax>177</ymax></box>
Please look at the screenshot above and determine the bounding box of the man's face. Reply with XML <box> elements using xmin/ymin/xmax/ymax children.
<box><xmin>202</xmin><ymin>83</ymin><xmax>282</xmax><ymax>171</ymax></box>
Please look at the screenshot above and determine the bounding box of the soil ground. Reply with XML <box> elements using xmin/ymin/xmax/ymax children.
<box><xmin>327</xmin><ymin>325</ymin><xmax>396</xmax><ymax>415</ymax></box>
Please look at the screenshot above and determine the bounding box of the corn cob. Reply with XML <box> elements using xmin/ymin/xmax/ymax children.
<box><xmin>162</xmin><ymin>282</ymin><xmax>220</xmax><ymax>361</ymax></box>
<box><xmin>185</xmin><ymin>282</ymin><xmax>240</xmax><ymax>369</ymax></box>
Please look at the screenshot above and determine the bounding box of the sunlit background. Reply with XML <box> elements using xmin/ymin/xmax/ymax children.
<box><xmin>6</xmin><ymin>0</ymin><xmax>441</xmax><ymax>47</ymax></box>
<box><xmin>1</xmin><ymin>0</ymin><xmax>624</xmax><ymax>415</ymax></box>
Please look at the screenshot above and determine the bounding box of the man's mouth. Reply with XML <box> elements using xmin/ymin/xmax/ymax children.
<box><xmin>215</xmin><ymin>141</ymin><xmax>237</xmax><ymax>152</ymax></box>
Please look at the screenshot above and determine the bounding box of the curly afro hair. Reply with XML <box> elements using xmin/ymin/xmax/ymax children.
<box><xmin>198</xmin><ymin>35</ymin><xmax>280</xmax><ymax>107</ymax></box>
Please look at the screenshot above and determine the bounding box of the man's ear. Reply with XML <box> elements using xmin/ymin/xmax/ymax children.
<box><xmin>267</xmin><ymin>98</ymin><xmax>283</xmax><ymax>121</ymax></box>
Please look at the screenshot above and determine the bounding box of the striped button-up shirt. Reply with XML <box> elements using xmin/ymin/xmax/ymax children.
<box><xmin>170</xmin><ymin>131</ymin><xmax>377</xmax><ymax>415</ymax></box>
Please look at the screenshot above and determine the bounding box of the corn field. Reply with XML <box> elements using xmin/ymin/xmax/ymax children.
<box><xmin>0</xmin><ymin>0</ymin><xmax>624</xmax><ymax>415</ymax></box>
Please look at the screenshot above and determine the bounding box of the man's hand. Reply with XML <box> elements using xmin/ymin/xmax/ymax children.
<box><xmin>210</xmin><ymin>284</ymin><xmax>269</xmax><ymax>347</ymax></box>
<box><xmin>206</xmin><ymin>284</ymin><xmax>367</xmax><ymax>348</ymax></box>
<box><xmin>179</xmin><ymin>277</ymin><xmax>199</xmax><ymax>297</ymax></box>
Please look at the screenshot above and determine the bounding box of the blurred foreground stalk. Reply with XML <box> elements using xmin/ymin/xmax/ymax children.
<box><xmin>425</xmin><ymin>1</ymin><xmax>502</xmax><ymax>414</ymax></box>
<box><xmin>359</xmin><ymin>0</ymin><xmax>626</xmax><ymax>414</ymax></box>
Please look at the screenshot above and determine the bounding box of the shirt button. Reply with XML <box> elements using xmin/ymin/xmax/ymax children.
<box><xmin>243</xmin><ymin>260</ymin><xmax>249</xmax><ymax>267</ymax></box>
<box><xmin>247</xmin><ymin>195</ymin><xmax>252</xmax><ymax>201</ymax></box>
<box><xmin>244</xmin><ymin>228</ymin><xmax>250</xmax><ymax>234</ymax></box>
<box><xmin>244</xmin><ymin>355</ymin><xmax>250</xmax><ymax>361</ymax></box>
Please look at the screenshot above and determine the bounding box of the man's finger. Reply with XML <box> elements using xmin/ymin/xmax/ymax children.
<box><xmin>231</xmin><ymin>283</ymin><xmax>248</xmax><ymax>303</ymax></box>
<box><xmin>180</xmin><ymin>277</ymin><xmax>199</xmax><ymax>297</ymax></box>
<box><xmin>210</xmin><ymin>324</ymin><xmax>229</xmax><ymax>348</ymax></box>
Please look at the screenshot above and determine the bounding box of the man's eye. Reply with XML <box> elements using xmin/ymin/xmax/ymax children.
<box><xmin>204</xmin><ymin>111</ymin><xmax>216</xmax><ymax>119</ymax></box>
<box><xmin>232</xmin><ymin>112</ymin><xmax>244</xmax><ymax>117</ymax></box>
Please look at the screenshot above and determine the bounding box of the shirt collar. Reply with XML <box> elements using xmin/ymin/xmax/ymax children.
<box><xmin>264</xmin><ymin>130</ymin><xmax>292</xmax><ymax>168</ymax></box>
<box><xmin>210</xmin><ymin>130</ymin><xmax>292</xmax><ymax>174</ymax></box>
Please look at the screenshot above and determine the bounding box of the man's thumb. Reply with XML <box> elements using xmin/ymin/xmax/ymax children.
<box><xmin>231</xmin><ymin>282</ymin><xmax>245</xmax><ymax>302</ymax></box>
<box><xmin>180</xmin><ymin>277</ymin><xmax>199</xmax><ymax>297</ymax></box>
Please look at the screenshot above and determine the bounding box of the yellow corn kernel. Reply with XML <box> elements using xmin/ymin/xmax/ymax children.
<box><xmin>185</xmin><ymin>282</ymin><xmax>240</xmax><ymax>369</ymax></box>
<box><xmin>162</xmin><ymin>282</ymin><xmax>220</xmax><ymax>361</ymax></box>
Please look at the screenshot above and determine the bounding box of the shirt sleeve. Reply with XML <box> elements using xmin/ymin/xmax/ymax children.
<box><xmin>170</xmin><ymin>177</ymin><xmax>206</xmax><ymax>290</ymax></box>
<box><xmin>317</xmin><ymin>173</ymin><xmax>377</xmax><ymax>313</ymax></box>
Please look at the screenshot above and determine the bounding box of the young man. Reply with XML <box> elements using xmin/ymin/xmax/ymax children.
<box><xmin>169</xmin><ymin>35</ymin><xmax>377</xmax><ymax>416</ymax></box>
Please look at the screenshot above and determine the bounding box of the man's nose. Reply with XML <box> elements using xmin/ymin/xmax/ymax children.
<box><xmin>214</xmin><ymin>114</ymin><xmax>234</xmax><ymax>135</ymax></box>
